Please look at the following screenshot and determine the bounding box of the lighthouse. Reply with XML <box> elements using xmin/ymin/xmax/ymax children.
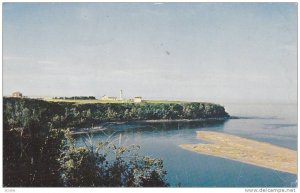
<box><xmin>119</xmin><ymin>89</ymin><xmax>123</xmax><ymax>100</ymax></box>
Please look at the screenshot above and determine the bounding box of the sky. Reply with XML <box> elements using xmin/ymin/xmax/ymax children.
<box><xmin>3</xmin><ymin>3</ymin><xmax>298</xmax><ymax>104</ymax></box>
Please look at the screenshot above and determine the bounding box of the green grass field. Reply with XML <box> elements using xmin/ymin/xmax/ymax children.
<box><xmin>143</xmin><ymin>100</ymin><xmax>187</xmax><ymax>104</ymax></box>
<box><xmin>44</xmin><ymin>98</ymin><xmax>187</xmax><ymax>104</ymax></box>
<box><xmin>44</xmin><ymin>99</ymin><xmax>125</xmax><ymax>104</ymax></box>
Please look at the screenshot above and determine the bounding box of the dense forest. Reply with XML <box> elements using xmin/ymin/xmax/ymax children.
<box><xmin>3</xmin><ymin>97</ymin><xmax>229</xmax><ymax>187</ymax></box>
<box><xmin>69</xmin><ymin>101</ymin><xmax>228</xmax><ymax>128</ymax></box>
<box><xmin>4</xmin><ymin>97</ymin><xmax>229</xmax><ymax>128</ymax></box>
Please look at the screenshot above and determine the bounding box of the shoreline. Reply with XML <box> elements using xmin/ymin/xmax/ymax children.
<box><xmin>69</xmin><ymin>117</ymin><xmax>229</xmax><ymax>135</ymax></box>
<box><xmin>179</xmin><ymin>131</ymin><xmax>297</xmax><ymax>175</ymax></box>
<box><xmin>127</xmin><ymin>117</ymin><xmax>229</xmax><ymax>123</ymax></box>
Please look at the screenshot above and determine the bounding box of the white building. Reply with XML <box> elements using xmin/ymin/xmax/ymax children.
<box><xmin>12</xmin><ymin>91</ymin><xmax>23</xmax><ymax>98</ymax></box>
<box><xmin>100</xmin><ymin>95</ymin><xmax>117</xmax><ymax>100</ymax></box>
<box><xmin>133</xmin><ymin>97</ymin><xmax>142</xmax><ymax>103</ymax></box>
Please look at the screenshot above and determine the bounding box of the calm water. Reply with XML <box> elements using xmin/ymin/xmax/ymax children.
<box><xmin>75</xmin><ymin>103</ymin><xmax>297</xmax><ymax>187</ymax></box>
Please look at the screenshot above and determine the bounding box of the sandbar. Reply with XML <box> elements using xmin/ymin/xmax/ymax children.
<box><xmin>179</xmin><ymin>131</ymin><xmax>297</xmax><ymax>174</ymax></box>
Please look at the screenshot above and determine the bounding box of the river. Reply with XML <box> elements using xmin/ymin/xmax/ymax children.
<box><xmin>75</xmin><ymin>103</ymin><xmax>297</xmax><ymax>187</ymax></box>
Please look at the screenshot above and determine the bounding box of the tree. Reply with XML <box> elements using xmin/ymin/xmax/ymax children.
<box><xmin>59</xmin><ymin>131</ymin><xmax>169</xmax><ymax>187</ymax></box>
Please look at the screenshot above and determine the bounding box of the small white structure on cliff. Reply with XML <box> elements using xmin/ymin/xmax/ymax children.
<box><xmin>133</xmin><ymin>97</ymin><xmax>142</xmax><ymax>103</ymax></box>
<box><xmin>100</xmin><ymin>95</ymin><xmax>117</xmax><ymax>100</ymax></box>
<box><xmin>119</xmin><ymin>89</ymin><xmax>123</xmax><ymax>100</ymax></box>
<box><xmin>12</xmin><ymin>91</ymin><xmax>23</xmax><ymax>98</ymax></box>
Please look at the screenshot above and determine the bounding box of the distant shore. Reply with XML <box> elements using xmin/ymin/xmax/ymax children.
<box><xmin>179</xmin><ymin>131</ymin><xmax>297</xmax><ymax>175</ymax></box>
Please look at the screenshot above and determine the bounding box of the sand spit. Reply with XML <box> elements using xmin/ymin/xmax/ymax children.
<box><xmin>179</xmin><ymin>131</ymin><xmax>297</xmax><ymax>174</ymax></box>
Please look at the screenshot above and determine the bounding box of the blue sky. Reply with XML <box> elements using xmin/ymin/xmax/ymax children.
<box><xmin>3</xmin><ymin>3</ymin><xmax>297</xmax><ymax>103</ymax></box>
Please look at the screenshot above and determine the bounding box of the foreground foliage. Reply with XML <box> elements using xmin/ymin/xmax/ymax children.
<box><xmin>60</xmin><ymin>132</ymin><xmax>168</xmax><ymax>187</ymax></box>
<box><xmin>3</xmin><ymin>98</ymin><xmax>169</xmax><ymax>187</ymax></box>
